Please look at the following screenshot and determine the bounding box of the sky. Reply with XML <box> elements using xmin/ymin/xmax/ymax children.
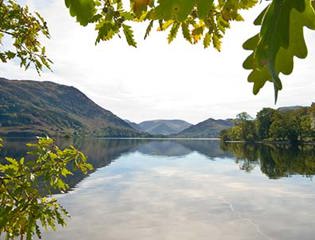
<box><xmin>1</xmin><ymin>1</ymin><xmax>315</xmax><ymax>124</ymax></box>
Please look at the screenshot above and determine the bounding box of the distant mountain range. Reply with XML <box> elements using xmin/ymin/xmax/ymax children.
<box><xmin>174</xmin><ymin>118</ymin><xmax>234</xmax><ymax>138</ymax></box>
<box><xmin>0</xmin><ymin>78</ymin><xmax>148</xmax><ymax>137</ymax></box>
<box><xmin>0</xmin><ymin>77</ymin><xmax>234</xmax><ymax>138</ymax></box>
<box><xmin>126</xmin><ymin>119</ymin><xmax>192</xmax><ymax>135</ymax></box>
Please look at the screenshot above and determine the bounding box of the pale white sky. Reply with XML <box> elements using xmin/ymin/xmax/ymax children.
<box><xmin>1</xmin><ymin>1</ymin><xmax>315</xmax><ymax>124</ymax></box>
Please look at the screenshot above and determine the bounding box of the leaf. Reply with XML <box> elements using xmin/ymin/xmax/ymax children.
<box><xmin>153</xmin><ymin>0</ymin><xmax>195</xmax><ymax>21</ymax></box>
<box><xmin>242</xmin><ymin>0</ymin><xmax>315</xmax><ymax>102</ymax></box>
<box><xmin>0</xmin><ymin>33</ymin><xmax>4</xmax><ymax>44</ymax></box>
<box><xmin>192</xmin><ymin>22</ymin><xmax>205</xmax><ymax>44</ymax></box>
<box><xmin>181</xmin><ymin>22</ymin><xmax>191</xmax><ymax>43</ymax></box>
<box><xmin>131</xmin><ymin>0</ymin><xmax>152</xmax><ymax>16</ymax></box>
<box><xmin>61</xmin><ymin>168</ymin><xmax>73</xmax><ymax>177</ymax></box>
<box><xmin>122</xmin><ymin>24</ymin><xmax>137</xmax><ymax>47</ymax></box>
<box><xmin>168</xmin><ymin>22</ymin><xmax>180</xmax><ymax>43</ymax></box>
<box><xmin>95</xmin><ymin>21</ymin><xmax>119</xmax><ymax>44</ymax></box>
<box><xmin>144</xmin><ymin>20</ymin><xmax>154</xmax><ymax>39</ymax></box>
<box><xmin>212</xmin><ymin>33</ymin><xmax>221</xmax><ymax>51</ymax></box>
<box><xmin>195</xmin><ymin>0</ymin><xmax>212</xmax><ymax>18</ymax></box>
<box><xmin>239</xmin><ymin>0</ymin><xmax>259</xmax><ymax>10</ymax></box>
<box><xmin>5</xmin><ymin>157</ymin><xmax>18</xmax><ymax>167</ymax></box>
<box><xmin>203</xmin><ymin>32</ymin><xmax>211</xmax><ymax>48</ymax></box>
<box><xmin>158</xmin><ymin>20</ymin><xmax>174</xmax><ymax>31</ymax></box>
<box><xmin>64</xmin><ymin>0</ymin><xmax>97</xmax><ymax>26</ymax></box>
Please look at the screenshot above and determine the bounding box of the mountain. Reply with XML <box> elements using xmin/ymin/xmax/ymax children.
<box><xmin>278</xmin><ymin>106</ymin><xmax>305</xmax><ymax>112</ymax></box>
<box><xmin>174</xmin><ymin>118</ymin><xmax>234</xmax><ymax>138</ymax></box>
<box><xmin>134</xmin><ymin>119</ymin><xmax>192</xmax><ymax>135</ymax></box>
<box><xmin>124</xmin><ymin>120</ymin><xmax>144</xmax><ymax>132</ymax></box>
<box><xmin>0</xmin><ymin>78</ymin><xmax>147</xmax><ymax>137</ymax></box>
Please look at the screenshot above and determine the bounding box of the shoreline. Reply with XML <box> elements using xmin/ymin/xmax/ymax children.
<box><xmin>1</xmin><ymin>135</ymin><xmax>315</xmax><ymax>146</ymax></box>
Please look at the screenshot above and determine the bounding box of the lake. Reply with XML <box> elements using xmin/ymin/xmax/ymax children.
<box><xmin>1</xmin><ymin>138</ymin><xmax>315</xmax><ymax>240</ymax></box>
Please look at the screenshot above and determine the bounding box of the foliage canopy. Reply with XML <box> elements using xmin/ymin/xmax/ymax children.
<box><xmin>221</xmin><ymin>105</ymin><xmax>315</xmax><ymax>143</ymax></box>
<box><xmin>1</xmin><ymin>0</ymin><xmax>315</xmax><ymax>100</ymax></box>
<box><xmin>0</xmin><ymin>0</ymin><xmax>52</xmax><ymax>73</ymax></box>
<box><xmin>0</xmin><ymin>137</ymin><xmax>93</xmax><ymax>239</ymax></box>
<box><xmin>57</xmin><ymin>0</ymin><xmax>315</xmax><ymax>101</ymax></box>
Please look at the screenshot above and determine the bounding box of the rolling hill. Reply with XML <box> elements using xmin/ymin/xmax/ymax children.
<box><xmin>0</xmin><ymin>78</ymin><xmax>147</xmax><ymax>137</ymax></box>
<box><xmin>128</xmin><ymin>119</ymin><xmax>192</xmax><ymax>135</ymax></box>
<box><xmin>174</xmin><ymin>118</ymin><xmax>234</xmax><ymax>138</ymax></box>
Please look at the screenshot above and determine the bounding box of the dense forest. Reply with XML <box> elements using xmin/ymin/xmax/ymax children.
<box><xmin>220</xmin><ymin>104</ymin><xmax>315</xmax><ymax>144</ymax></box>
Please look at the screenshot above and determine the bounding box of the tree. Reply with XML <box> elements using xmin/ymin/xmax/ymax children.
<box><xmin>221</xmin><ymin>112</ymin><xmax>256</xmax><ymax>142</ymax></box>
<box><xmin>291</xmin><ymin>108</ymin><xmax>311</xmax><ymax>142</ymax></box>
<box><xmin>310</xmin><ymin>103</ymin><xmax>315</xmax><ymax>130</ymax></box>
<box><xmin>256</xmin><ymin>108</ymin><xmax>275</xmax><ymax>140</ymax></box>
<box><xmin>1</xmin><ymin>0</ymin><xmax>315</xmax><ymax>100</ymax></box>
<box><xmin>236</xmin><ymin>112</ymin><xmax>253</xmax><ymax>122</ymax></box>
<box><xmin>221</xmin><ymin>104</ymin><xmax>315</xmax><ymax>143</ymax></box>
<box><xmin>269</xmin><ymin>112</ymin><xmax>292</xmax><ymax>142</ymax></box>
<box><xmin>0</xmin><ymin>137</ymin><xmax>93</xmax><ymax>239</ymax></box>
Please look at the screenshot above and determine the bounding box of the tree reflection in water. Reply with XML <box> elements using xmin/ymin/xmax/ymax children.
<box><xmin>221</xmin><ymin>142</ymin><xmax>315</xmax><ymax>179</ymax></box>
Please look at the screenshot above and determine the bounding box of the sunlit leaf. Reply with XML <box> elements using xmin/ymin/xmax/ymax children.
<box><xmin>243</xmin><ymin>0</ymin><xmax>315</xmax><ymax>102</ymax></box>
<box><xmin>64</xmin><ymin>0</ymin><xmax>97</xmax><ymax>26</ymax></box>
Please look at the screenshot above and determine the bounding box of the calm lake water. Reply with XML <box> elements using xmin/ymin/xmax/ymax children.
<box><xmin>2</xmin><ymin>138</ymin><xmax>315</xmax><ymax>240</ymax></box>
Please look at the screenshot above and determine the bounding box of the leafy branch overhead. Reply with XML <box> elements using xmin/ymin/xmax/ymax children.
<box><xmin>62</xmin><ymin>0</ymin><xmax>315</xmax><ymax>101</ymax></box>
<box><xmin>243</xmin><ymin>0</ymin><xmax>315</xmax><ymax>102</ymax></box>
<box><xmin>0</xmin><ymin>137</ymin><xmax>93</xmax><ymax>240</ymax></box>
<box><xmin>1</xmin><ymin>0</ymin><xmax>315</xmax><ymax>100</ymax></box>
<box><xmin>0</xmin><ymin>0</ymin><xmax>52</xmax><ymax>73</ymax></box>
<box><xmin>64</xmin><ymin>0</ymin><xmax>258</xmax><ymax>50</ymax></box>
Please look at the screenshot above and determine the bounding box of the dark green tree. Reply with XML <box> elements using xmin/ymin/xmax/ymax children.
<box><xmin>256</xmin><ymin>108</ymin><xmax>275</xmax><ymax>140</ymax></box>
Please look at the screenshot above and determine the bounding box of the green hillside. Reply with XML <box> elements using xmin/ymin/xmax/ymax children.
<box><xmin>0</xmin><ymin>78</ymin><xmax>147</xmax><ymax>137</ymax></box>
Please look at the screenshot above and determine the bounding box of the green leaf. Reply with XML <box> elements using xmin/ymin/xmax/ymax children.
<box><xmin>203</xmin><ymin>32</ymin><xmax>211</xmax><ymax>48</ymax></box>
<box><xmin>61</xmin><ymin>168</ymin><xmax>73</xmax><ymax>177</ymax></box>
<box><xmin>144</xmin><ymin>20</ymin><xmax>154</xmax><ymax>39</ymax></box>
<box><xmin>0</xmin><ymin>33</ymin><xmax>4</xmax><ymax>44</ymax></box>
<box><xmin>95</xmin><ymin>21</ymin><xmax>119</xmax><ymax>44</ymax></box>
<box><xmin>64</xmin><ymin>0</ymin><xmax>97</xmax><ymax>26</ymax></box>
<box><xmin>195</xmin><ymin>0</ymin><xmax>212</xmax><ymax>18</ymax></box>
<box><xmin>239</xmin><ymin>0</ymin><xmax>259</xmax><ymax>10</ymax></box>
<box><xmin>212</xmin><ymin>33</ymin><xmax>221</xmax><ymax>51</ymax></box>
<box><xmin>153</xmin><ymin>0</ymin><xmax>195</xmax><ymax>21</ymax></box>
<box><xmin>181</xmin><ymin>22</ymin><xmax>191</xmax><ymax>43</ymax></box>
<box><xmin>168</xmin><ymin>22</ymin><xmax>180</xmax><ymax>43</ymax></box>
<box><xmin>122</xmin><ymin>24</ymin><xmax>137</xmax><ymax>47</ymax></box>
<box><xmin>243</xmin><ymin>0</ymin><xmax>315</xmax><ymax>102</ymax></box>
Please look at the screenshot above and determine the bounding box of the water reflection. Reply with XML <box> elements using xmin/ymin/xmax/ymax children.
<box><xmin>1</xmin><ymin>138</ymin><xmax>315</xmax><ymax>240</ymax></box>
<box><xmin>3</xmin><ymin>138</ymin><xmax>315</xmax><ymax>182</ymax></box>
<box><xmin>221</xmin><ymin>142</ymin><xmax>315</xmax><ymax>179</ymax></box>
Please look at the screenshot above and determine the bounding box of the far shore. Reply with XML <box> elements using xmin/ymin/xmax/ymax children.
<box><xmin>2</xmin><ymin>135</ymin><xmax>315</xmax><ymax>146</ymax></box>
